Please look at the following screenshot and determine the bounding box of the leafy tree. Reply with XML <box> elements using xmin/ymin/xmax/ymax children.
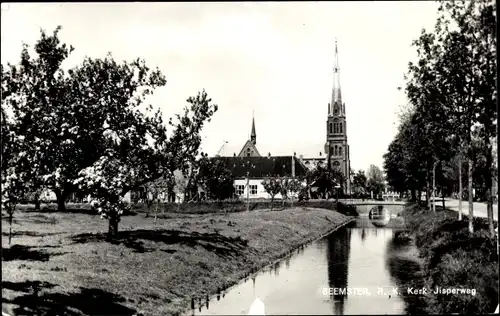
<box><xmin>278</xmin><ymin>177</ymin><xmax>290</xmax><ymax>207</ymax></box>
<box><xmin>195</xmin><ymin>155</ymin><xmax>235</xmax><ymax>201</ymax></box>
<box><xmin>75</xmin><ymin>89</ymin><xmax>216</xmax><ymax>239</ymax></box>
<box><xmin>143</xmin><ymin>175</ymin><xmax>172</xmax><ymax>224</ymax></box>
<box><xmin>0</xmin><ymin>129</ymin><xmax>30</xmax><ymax>245</ymax></box>
<box><xmin>287</xmin><ymin>178</ymin><xmax>304</xmax><ymax>207</ymax></box>
<box><xmin>261</xmin><ymin>177</ymin><xmax>281</xmax><ymax>211</ymax></box>
<box><xmin>310</xmin><ymin>164</ymin><xmax>342</xmax><ymax>199</ymax></box>
<box><xmin>366</xmin><ymin>165</ymin><xmax>385</xmax><ymax>198</ymax></box>
<box><xmin>352</xmin><ymin>170</ymin><xmax>368</xmax><ymax>197</ymax></box>
<box><xmin>173</xmin><ymin>169</ymin><xmax>188</xmax><ymax>204</ymax></box>
<box><xmin>442</xmin><ymin>0</ymin><xmax>496</xmax><ymax>234</ymax></box>
<box><xmin>303</xmin><ymin>169</ymin><xmax>316</xmax><ymax>199</ymax></box>
<box><xmin>1</xmin><ymin>27</ymin><xmax>91</xmax><ymax>212</ymax></box>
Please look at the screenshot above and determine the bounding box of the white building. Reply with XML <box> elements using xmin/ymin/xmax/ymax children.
<box><xmin>211</xmin><ymin>155</ymin><xmax>307</xmax><ymax>200</ymax></box>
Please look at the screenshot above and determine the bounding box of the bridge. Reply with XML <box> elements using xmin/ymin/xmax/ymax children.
<box><xmin>340</xmin><ymin>199</ymin><xmax>407</xmax><ymax>216</ymax></box>
<box><xmin>339</xmin><ymin>199</ymin><xmax>408</xmax><ymax>230</ymax></box>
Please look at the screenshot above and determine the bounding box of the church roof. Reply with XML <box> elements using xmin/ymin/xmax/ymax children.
<box><xmin>238</xmin><ymin>139</ymin><xmax>261</xmax><ymax>157</ymax></box>
<box><xmin>218</xmin><ymin>142</ymin><xmax>326</xmax><ymax>159</ymax></box>
<box><xmin>210</xmin><ymin>156</ymin><xmax>307</xmax><ymax>179</ymax></box>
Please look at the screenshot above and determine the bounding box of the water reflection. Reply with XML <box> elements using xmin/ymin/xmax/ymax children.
<box><xmin>385</xmin><ymin>236</ymin><xmax>427</xmax><ymax>314</ymax></box>
<box><xmin>193</xmin><ymin>221</ymin><xmax>419</xmax><ymax>315</ymax></box>
<box><xmin>326</xmin><ymin>229</ymin><xmax>351</xmax><ymax>315</ymax></box>
<box><xmin>273</xmin><ymin>261</ymin><xmax>281</xmax><ymax>276</ymax></box>
<box><xmin>369</xmin><ymin>206</ymin><xmax>392</xmax><ymax>228</ymax></box>
<box><xmin>361</xmin><ymin>228</ymin><xmax>367</xmax><ymax>243</ymax></box>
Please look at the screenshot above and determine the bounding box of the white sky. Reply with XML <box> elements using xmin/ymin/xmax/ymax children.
<box><xmin>0</xmin><ymin>2</ymin><xmax>440</xmax><ymax>173</ymax></box>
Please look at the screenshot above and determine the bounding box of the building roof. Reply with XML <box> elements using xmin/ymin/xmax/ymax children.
<box><xmin>210</xmin><ymin>156</ymin><xmax>308</xmax><ymax>179</ymax></box>
<box><xmin>217</xmin><ymin>142</ymin><xmax>326</xmax><ymax>159</ymax></box>
<box><xmin>238</xmin><ymin>139</ymin><xmax>261</xmax><ymax>157</ymax></box>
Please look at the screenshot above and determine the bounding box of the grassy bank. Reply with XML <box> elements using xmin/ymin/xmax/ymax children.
<box><xmin>401</xmin><ymin>204</ymin><xmax>499</xmax><ymax>314</ymax></box>
<box><xmin>132</xmin><ymin>199</ymin><xmax>359</xmax><ymax>217</ymax></box>
<box><xmin>26</xmin><ymin>199</ymin><xmax>359</xmax><ymax>216</ymax></box>
<box><xmin>2</xmin><ymin>206</ymin><xmax>352</xmax><ymax>316</ymax></box>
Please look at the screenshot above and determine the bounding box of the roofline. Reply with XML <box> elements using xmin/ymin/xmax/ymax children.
<box><xmin>237</xmin><ymin>139</ymin><xmax>261</xmax><ymax>157</ymax></box>
<box><xmin>211</xmin><ymin>155</ymin><xmax>305</xmax><ymax>159</ymax></box>
<box><xmin>234</xmin><ymin>176</ymin><xmax>306</xmax><ymax>180</ymax></box>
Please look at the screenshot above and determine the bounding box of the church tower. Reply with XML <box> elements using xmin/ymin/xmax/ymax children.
<box><xmin>324</xmin><ymin>40</ymin><xmax>351</xmax><ymax>195</ymax></box>
<box><xmin>251</xmin><ymin>116</ymin><xmax>256</xmax><ymax>145</ymax></box>
<box><xmin>238</xmin><ymin>113</ymin><xmax>261</xmax><ymax>157</ymax></box>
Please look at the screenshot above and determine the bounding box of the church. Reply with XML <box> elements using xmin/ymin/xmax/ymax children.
<box><xmin>213</xmin><ymin>40</ymin><xmax>352</xmax><ymax>198</ymax></box>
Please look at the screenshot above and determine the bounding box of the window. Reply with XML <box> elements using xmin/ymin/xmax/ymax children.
<box><xmin>333</xmin><ymin>123</ymin><xmax>337</xmax><ymax>133</ymax></box>
<box><xmin>329</xmin><ymin>123</ymin><xmax>332</xmax><ymax>134</ymax></box>
<box><xmin>235</xmin><ymin>185</ymin><xmax>245</xmax><ymax>196</ymax></box>
<box><xmin>340</xmin><ymin>122</ymin><xmax>343</xmax><ymax>133</ymax></box>
<box><xmin>334</xmin><ymin>146</ymin><xmax>338</xmax><ymax>156</ymax></box>
<box><xmin>250</xmin><ymin>185</ymin><xmax>258</xmax><ymax>195</ymax></box>
<box><xmin>339</xmin><ymin>146</ymin><xmax>343</xmax><ymax>156</ymax></box>
<box><xmin>333</xmin><ymin>161</ymin><xmax>341</xmax><ymax>169</ymax></box>
<box><xmin>247</xmin><ymin>148</ymin><xmax>251</xmax><ymax>157</ymax></box>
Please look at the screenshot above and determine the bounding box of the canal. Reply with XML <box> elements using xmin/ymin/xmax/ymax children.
<box><xmin>192</xmin><ymin>215</ymin><xmax>425</xmax><ymax>315</ymax></box>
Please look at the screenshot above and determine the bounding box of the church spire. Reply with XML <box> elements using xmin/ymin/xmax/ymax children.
<box><xmin>330</xmin><ymin>39</ymin><xmax>342</xmax><ymax>116</ymax></box>
<box><xmin>250</xmin><ymin>111</ymin><xmax>256</xmax><ymax>145</ymax></box>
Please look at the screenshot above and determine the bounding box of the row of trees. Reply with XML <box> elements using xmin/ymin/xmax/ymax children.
<box><xmin>351</xmin><ymin>165</ymin><xmax>386</xmax><ymax>199</ymax></box>
<box><xmin>383</xmin><ymin>0</ymin><xmax>497</xmax><ymax>236</ymax></box>
<box><xmin>1</xmin><ymin>26</ymin><xmax>218</xmax><ymax>240</ymax></box>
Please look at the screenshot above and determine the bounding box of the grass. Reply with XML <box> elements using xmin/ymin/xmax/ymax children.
<box><xmin>2</xmin><ymin>205</ymin><xmax>352</xmax><ymax>316</ymax></box>
<box><xmin>401</xmin><ymin>203</ymin><xmax>499</xmax><ymax>314</ymax></box>
<box><xmin>129</xmin><ymin>199</ymin><xmax>359</xmax><ymax>216</ymax></box>
<box><xmin>20</xmin><ymin>199</ymin><xmax>359</xmax><ymax>217</ymax></box>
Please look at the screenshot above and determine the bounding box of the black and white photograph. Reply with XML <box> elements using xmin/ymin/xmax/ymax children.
<box><xmin>1</xmin><ymin>1</ymin><xmax>498</xmax><ymax>315</ymax></box>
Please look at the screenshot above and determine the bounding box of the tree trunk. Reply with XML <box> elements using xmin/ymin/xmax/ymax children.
<box><xmin>442</xmin><ymin>191</ymin><xmax>445</xmax><ymax>209</ymax></box>
<box><xmin>8</xmin><ymin>213</ymin><xmax>13</xmax><ymax>245</ymax></box>
<box><xmin>426</xmin><ymin>170</ymin><xmax>431</xmax><ymax>211</ymax></box>
<box><xmin>458</xmin><ymin>152</ymin><xmax>463</xmax><ymax>220</ymax></box>
<box><xmin>417</xmin><ymin>190</ymin><xmax>422</xmax><ymax>205</ymax></box>
<box><xmin>154</xmin><ymin>202</ymin><xmax>158</xmax><ymax>225</ymax></box>
<box><xmin>34</xmin><ymin>192</ymin><xmax>41</xmax><ymax>210</ymax></box>
<box><xmin>432</xmin><ymin>162</ymin><xmax>437</xmax><ymax>212</ymax></box>
<box><xmin>107</xmin><ymin>215</ymin><xmax>119</xmax><ymax>240</ymax></box>
<box><xmin>54</xmin><ymin>189</ymin><xmax>67</xmax><ymax>212</ymax></box>
<box><xmin>468</xmin><ymin>156</ymin><xmax>474</xmax><ymax>234</ymax></box>
<box><xmin>270</xmin><ymin>196</ymin><xmax>274</xmax><ymax>212</ymax></box>
<box><xmin>484</xmin><ymin>138</ymin><xmax>495</xmax><ymax>237</ymax></box>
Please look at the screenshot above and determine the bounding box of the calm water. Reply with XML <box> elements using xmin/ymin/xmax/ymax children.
<box><xmin>192</xmin><ymin>217</ymin><xmax>423</xmax><ymax>315</ymax></box>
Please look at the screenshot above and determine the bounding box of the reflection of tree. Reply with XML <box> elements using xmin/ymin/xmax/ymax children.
<box><xmin>385</xmin><ymin>237</ymin><xmax>427</xmax><ymax>314</ymax></box>
<box><xmin>326</xmin><ymin>228</ymin><xmax>352</xmax><ymax>315</ymax></box>
<box><xmin>273</xmin><ymin>261</ymin><xmax>281</xmax><ymax>276</ymax></box>
<box><xmin>285</xmin><ymin>257</ymin><xmax>291</xmax><ymax>269</ymax></box>
<box><xmin>361</xmin><ymin>228</ymin><xmax>366</xmax><ymax>243</ymax></box>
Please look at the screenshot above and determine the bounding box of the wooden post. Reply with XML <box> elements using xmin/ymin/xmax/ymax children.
<box><xmin>246</xmin><ymin>172</ymin><xmax>250</xmax><ymax>212</ymax></box>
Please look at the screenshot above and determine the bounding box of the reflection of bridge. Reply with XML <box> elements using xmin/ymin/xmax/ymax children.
<box><xmin>351</xmin><ymin>216</ymin><xmax>407</xmax><ymax>231</ymax></box>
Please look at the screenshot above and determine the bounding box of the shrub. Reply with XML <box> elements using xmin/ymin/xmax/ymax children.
<box><xmin>402</xmin><ymin>203</ymin><xmax>499</xmax><ymax>314</ymax></box>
